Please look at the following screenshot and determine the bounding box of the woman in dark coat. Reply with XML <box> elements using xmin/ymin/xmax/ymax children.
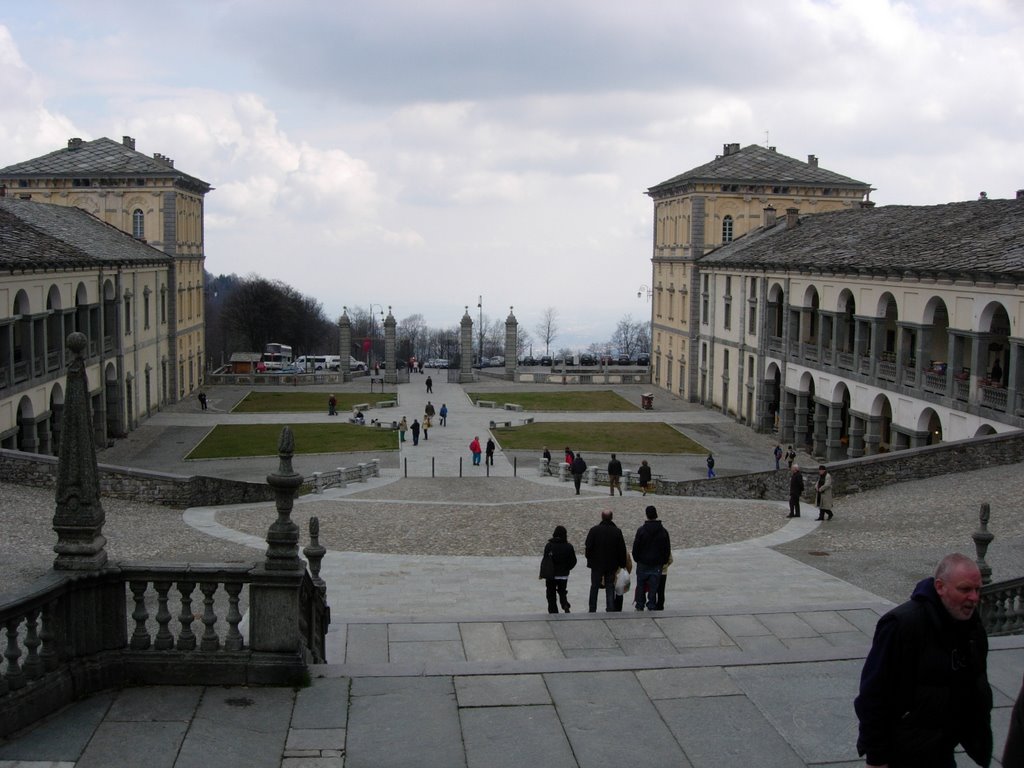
<box><xmin>542</xmin><ymin>525</ymin><xmax>577</xmax><ymax>614</ymax></box>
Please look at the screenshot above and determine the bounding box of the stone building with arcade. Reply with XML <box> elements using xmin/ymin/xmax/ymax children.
<box><xmin>0</xmin><ymin>136</ymin><xmax>210</xmax><ymax>451</ymax></box>
<box><xmin>695</xmin><ymin>195</ymin><xmax>1024</xmax><ymax>457</ymax></box>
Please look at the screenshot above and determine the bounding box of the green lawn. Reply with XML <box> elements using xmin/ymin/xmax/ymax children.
<box><xmin>233</xmin><ymin>391</ymin><xmax>390</xmax><ymax>413</ymax></box>
<box><xmin>186</xmin><ymin>423</ymin><xmax>397</xmax><ymax>459</ymax></box>
<box><xmin>492</xmin><ymin>422</ymin><xmax>705</xmax><ymax>454</ymax></box>
<box><xmin>466</xmin><ymin>390</ymin><xmax>636</xmax><ymax>412</ymax></box>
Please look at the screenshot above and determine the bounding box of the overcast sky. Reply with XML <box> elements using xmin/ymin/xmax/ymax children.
<box><xmin>1</xmin><ymin>1</ymin><xmax>1021</xmax><ymax>350</ymax></box>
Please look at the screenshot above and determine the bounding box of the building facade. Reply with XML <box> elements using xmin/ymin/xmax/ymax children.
<box><xmin>0</xmin><ymin>136</ymin><xmax>212</xmax><ymax>402</ymax></box>
<box><xmin>645</xmin><ymin>142</ymin><xmax>871</xmax><ymax>400</ymax></box>
<box><xmin>0</xmin><ymin>198</ymin><xmax>173</xmax><ymax>451</ymax></box>
<box><xmin>696</xmin><ymin>196</ymin><xmax>1024</xmax><ymax>457</ymax></box>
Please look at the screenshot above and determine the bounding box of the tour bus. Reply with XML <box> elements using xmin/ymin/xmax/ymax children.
<box><xmin>262</xmin><ymin>342</ymin><xmax>294</xmax><ymax>371</ymax></box>
<box><xmin>295</xmin><ymin>354</ymin><xmax>342</xmax><ymax>372</ymax></box>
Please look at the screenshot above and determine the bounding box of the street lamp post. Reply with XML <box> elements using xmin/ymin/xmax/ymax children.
<box><xmin>477</xmin><ymin>295</ymin><xmax>484</xmax><ymax>366</ymax></box>
<box><xmin>637</xmin><ymin>284</ymin><xmax>652</xmax><ymax>301</ymax></box>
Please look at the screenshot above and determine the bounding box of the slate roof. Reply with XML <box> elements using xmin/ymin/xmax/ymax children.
<box><xmin>698</xmin><ymin>198</ymin><xmax>1024</xmax><ymax>279</ymax></box>
<box><xmin>648</xmin><ymin>144</ymin><xmax>870</xmax><ymax>196</ymax></box>
<box><xmin>0</xmin><ymin>198</ymin><xmax>171</xmax><ymax>270</ymax></box>
<box><xmin>0</xmin><ymin>137</ymin><xmax>210</xmax><ymax>193</ymax></box>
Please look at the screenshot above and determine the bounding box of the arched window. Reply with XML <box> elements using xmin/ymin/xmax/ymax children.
<box><xmin>132</xmin><ymin>208</ymin><xmax>145</xmax><ymax>239</ymax></box>
<box><xmin>722</xmin><ymin>215</ymin><xmax>734</xmax><ymax>243</ymax></box>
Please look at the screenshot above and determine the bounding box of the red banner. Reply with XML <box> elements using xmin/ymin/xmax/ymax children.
<box><xmin>362</xmin><ymin>338</ymin><xmax>371</xmax><ymax>352</ymax></box>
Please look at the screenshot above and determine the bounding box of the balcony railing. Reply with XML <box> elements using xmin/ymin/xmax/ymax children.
<box><xmin>954</xmin><ymin>379</ymin><xmax>970</xmax><ymax>401</ymax></box>
<box><xmin>13</xmin><ymin>360</ymin><xmax>29</xmax><ymax>383</ymax></box>
<box><xmin>46</xmin><ymin>350</ymin><xmax>61</xmax><ymax>371</ymax></box>
<box><xmin>923</xmin><ymin>372</ymin><xmax>947</xmax><ymax>394</ymax></box>
<box><xmin>767</xmin><ymin>336</ymin><xmax>783</xmax><ymax>355</ymax></box>
<box><xmin>837</xmin><ymin>352</ymin><xmax>854</xmax><ymax>371</ymax></box>
<box><xmin>979</xmin><ymin>385</ymin><xmax>1008</xmax><ymax>412</ymax></box>
<box><xmin>877</xmin><ymin>360</ymin><xmax>896</xmax><ymax>381</ymax></box>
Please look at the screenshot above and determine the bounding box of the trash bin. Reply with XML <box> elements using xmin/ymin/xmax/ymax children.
<box><xmin>641</xmin><ymin>393</ymin><xmax>654</xmax><ymax>410</ymax></box>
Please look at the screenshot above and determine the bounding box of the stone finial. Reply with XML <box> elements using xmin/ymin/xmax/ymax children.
<box><xmin>52</xmin><ymin>332</ymin><xmax>108</xmax><ymax>570</ymax></box>
<box><xmin>303</xmin><ymin>516</ymin><xmax>327</xmax><ymax>597</ymax></box>
<box><xmin>264</xmin><ymin>426</ymin><xmax>303</xmax><ymax>570</ymax></box>
<box><xmin>973</xmin><ymin>502</ymin><xmax>994</xmax><ymax>585</ymax></box>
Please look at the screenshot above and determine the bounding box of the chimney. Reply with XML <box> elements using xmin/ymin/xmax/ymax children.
<box><xmin>860</xmin><ymin>200</ymin><xmax>876</xmax><ymax>209</ymax></box>
<box><xmin>785</xmin><ymin>207</ymin><xmax>800</xmax><ymax>229</ymax></box>
<box><xmin>122</xmin><ymin>136</ymin><xmax>136</xmax><ymax>150</ymax></box>
<box><xmin>979</xmin><ymin>191</ymin><xmax>988</xmax><ymax>201</ymax></box>
<box><xmin>722</xmin><ymin>142</ymin><xmax>740</xmax><ymax>156</ymax></box>
<box><xmin>67</xmin><ymin>138</ymin><xmax>83</xmax><ymax>150</ymax></box>
<box><xmin>764</xmin><ymin>205</ymin><xmax>777</xmax><ymax>227</ymax></box>
<box><xmin>153</xmin><ymin>153</ymin><xmax>175</xmax><ymax>168</ymax></box>
<box><xmin>768</xmin><ymin>146</ymin><xmax>776</xmax><ymax>152</ymax></box>
<box><xmin>807</xmin><ymin>154</ymin><xmax>818</xmax><ymax>168</ymax></box>
<box><xmin>1017</xmin><ymin>190</ymin><xmax>1024</xmax><ymax>200</ymax></box>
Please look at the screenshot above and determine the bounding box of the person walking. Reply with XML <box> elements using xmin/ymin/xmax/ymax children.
<box><xmin>398</xmin><ymin>416</ymin><xmax>408</xmax><ymax>443</ymax></box>
<box><xmin>638</xmin><ymin>459</ymin><xmax>652</xmax><ymax>496</ymax></box>
<box><xmin>410</xmin><ymin>418</ymin><xmax>421</xmax><ymax>446</ymax></box>
<box><xmin>785</xmin><ymin>445</ymin><xmax>797</xmax><ymax>469</ymax></box>
<box><xmin>631</xmin><ymin>505</ymin><xmax>671</xmax><ymax>612</ymax></box>
<box><xmin>542</xmin><ymin>447</ymin><xmax>553</xmax><ymax>475</ymax></box>
<box><xmin>425</xmin><ymin>401</ymin><xmax>436</xmax><ymax>420</ymax></box>
<box><xmin>787</xmin><ymin>464</ymin><xmax>804</xmax><ymax>518</ymax></box>
<box><xmin>327</xmin><ymin>394</ymin><xmax>336</xmax><ymax>416</ymax></box>
<box><xmin>773</xmin><ymin>443</ymin><xmax>783</xmax><ymax>470</ymax></box>
<box><xmin>855</xmin><ymin>553</ymin><xmax>992</xmax><ymax>768</ymax></box>
<box><xmin>485</xmin><ymin>437</ymin><xmax>495</xmax><ymax>466</ymax></box>
<box><xmin>815</xmin><ymin>464</ymin><xmax>833</xmax><ymax>521</ymax></box>
<box><xmin>439</xmin><ymin>403</ymin><xmax>448</xmax><ymax>426</ymax></box>
<box><xmin>469</xmin><ymin>436</ymin><xmax>482</xmax><ymax>466</ymax></box>
<box><xmin>422</xmin><ymin>413</ymin><xmax>431</xmax><ymax>440</ymax></box>
<box><xmin>607</xmin><ymin>453</ymin><xmax>623</xmax><ymax>496</ymax></box>
<box><xmin>198</xmin><ymin>391</ymin><xmax>208</xmax><ymax>410</ymax></box>
<box><xmin>584</xmin><ymin>510</ymin><xmax>628</xmax><ymax>613</ymax></box>
<box><xmin>425</xmin><ymin>375</ymin><xmax>433</xmax><ymax>393</ymax></box>
<box><xmin>540</xmin><ymin>525</ymin><xmax>577</xmax><ymax>614</ymax></box>
<box><xmin>706</xmin><ymin>453</ymin><xmax>716</xmax><ymax>478</ymax></box>
<box><xmin>570</xmin><ymin>452</ymin><xmax>587</xmax><ymax>494</ymax></box>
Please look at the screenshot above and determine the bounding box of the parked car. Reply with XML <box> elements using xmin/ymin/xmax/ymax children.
<box><xmin>617</xmin><ymin>353</ymin><xmax>631</xmax><ymax>366</ymax></box>
<box><xmin>521</xmin><ymin>356</ymin><xmax>536</xmax><ymax>366</ymax></box>
<box><xmin>540</xmin><ymin>355</ymin><xmax>553</xmax><ymax>367</ymax></box>
<box><xmin>579</xmin><ymin>353</ymin><xmax>596</xmax><ymax>366</ymax></box>
<box><xmin>490</xmin><ymin>356</ymin><xmax>505</xmax><ymax>367</ymax></box>
<box><xmin>635</xmin><ymin>353</ymin><xmax>651</xmax><ymax>366</ymax></box>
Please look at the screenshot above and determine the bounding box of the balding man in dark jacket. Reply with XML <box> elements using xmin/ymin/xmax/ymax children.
<box><xmin>584</xmin><ymin>510</ymin><xmax>627</xmax><ymax>613</ymax></box>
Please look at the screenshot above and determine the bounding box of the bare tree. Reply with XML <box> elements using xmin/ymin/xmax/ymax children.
<box><xmin>535</xmin><ymin>307</ymin><xmax>559</xmax><ymax>355</ymax></box>
<box><xmin>610</xmin><ymin>314</ymin><xmax>651</xmax><ymax>357</ymax></box>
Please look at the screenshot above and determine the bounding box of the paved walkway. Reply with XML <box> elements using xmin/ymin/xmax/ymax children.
<box><xmin>2</xmin><ymin>375</ymin><xmax>1022</xmax><ymax>767</ymax></box>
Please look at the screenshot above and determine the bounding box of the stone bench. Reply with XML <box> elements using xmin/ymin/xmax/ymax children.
<box><xmin>376</xmin><ymin>400</ymin><xmax>397</xmax><ymax>408</ymax></box>
<box><xmin>503</xmin><ymin>403</ymin><xmax>523</xmax><ymax>411</ymax></box>
<box><xmin>521</xmin><ymin>417</ymin><xmax>534</xmax><ymax>425</ymax></box>
<box><xmin>489</xmin><ymin>420</ymin><xmax>512</xmax><ymax>429</ymax></box>
<box><xmin>352</xmin><ymin>403</ymin><xmax>370</xmax><ymax>412</ymax></box>
<box><xmin>476</xmin><ymin>400</ymin><xmax>496</xmax><ymax>408</ymax></box>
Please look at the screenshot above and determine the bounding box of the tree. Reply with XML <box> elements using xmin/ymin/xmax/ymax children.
<box><xmin>610</xmin><ymin>314</ymin><xmax>651</xmax><ymax>357</ymax></box>
<box><xmin>535</xmin><ymin>307</ymin><xmax>559</xmax><ymax>355</ymax></box>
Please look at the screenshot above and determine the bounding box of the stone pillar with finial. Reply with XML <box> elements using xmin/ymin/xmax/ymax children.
<box><xmin>383</xmin><ymin>307</ymin><xmax>397</xmax><ymax>385</ymax></box>
<box><xmin>303</xmin><ymin>516</ymin><xmax>327</xmax><ymax>598</ymax></box>
<box><xmin>460</xmin><ymin>307</ymin><xmax>474</xmax><ymax>383</ymax></box>
<box><xmin>973</xmin><ymin>502</ymin><xmax>994</xmax><ymax>585</ymax></box>
<box><xmin>248</xmin><ymin>426</ymin><xmax>308</xmax><ymax>657</ymax></box>
<box><xmin>339</xmin><ymin>309</ymin><xmax>353</xmax><ymax>382</ymax></box>
<box><xmin>504</xmin><ymin>306</ymin><xmax>518</xmax><ymax>380</ymax></box>
<box><xmin>52</xmin><ymin>332</ymin><xmax>108</xmax><ymax>570</ymax></box>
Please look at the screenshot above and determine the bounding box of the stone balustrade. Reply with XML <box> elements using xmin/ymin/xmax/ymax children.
<box><xmin>981</xmin><ymin>577</ymin><xmax>1024</xmax><ymax>636</ymax></box>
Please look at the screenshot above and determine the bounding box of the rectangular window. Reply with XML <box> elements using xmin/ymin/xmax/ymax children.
<box><xmin>124</xmin><ymin>296</ymin><xmax>132</xmax><ymax>336</ymax></box>
<box><xmin>144</xmin><ymin>292</ymin><xmax>151</xmax><ymax>330</ymax></box>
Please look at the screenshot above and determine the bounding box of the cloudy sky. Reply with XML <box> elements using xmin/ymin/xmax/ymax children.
<box><xmin>1</xmin><ymin>1</ymin><xmax>1021</xmax><ymax>350</ymax></box>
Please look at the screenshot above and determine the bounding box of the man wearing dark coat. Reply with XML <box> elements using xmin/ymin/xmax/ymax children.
<box><xmin>570</xmin><ymin>453</ymin><xmax>587</xmax><ymax>495</ymax></box>
<box><xmin>788</xmin><ymin>464</ymin><xmax>804</xmax><ymax>518</ymax></box>
<box><xmin>584</xmin><ymin>511</ymin><xmax>627</xmax><ymax>613</ymax></box>
<box><xmin>855</xmin><ymin>553</ymin><xmax>992</xmax><ymax>768</ymax></box>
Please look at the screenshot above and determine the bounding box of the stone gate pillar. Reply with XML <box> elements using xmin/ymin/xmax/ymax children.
<box><xmin>338</xmin><ymin>310</ymin><xmax>352</xmax><ymax>382</ymax></box>
<box><xmin>383</xmin><ymin>307</ymin><xmax>397</xmax><ymax>385</ymax></box>
<box><xmin>504</xmin><ymin>307</ymin><xmax>517</xmax><ymax>381</ymax></box>
<box><xmin>460</xmin><ymin>307</ymin><xmax>474</xmax><ymax>384</ymax></box>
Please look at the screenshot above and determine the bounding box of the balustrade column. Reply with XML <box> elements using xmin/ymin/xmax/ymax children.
<box><xmin>946</xmin><ymin>332</ymin><xmax>959</xmax><ymax>393</ymax></box>
<box><xmin>1006</xmin><ymin>341</ymin><xmax>1021</xmax><ymax>414</ymax></box>
<box><xmin>914</xmin><ymin>324</ymin><xmax>927</xmax><ymax>389</ymax></box>
<box><xmin>969</xmin><ymin>334</ymin><xmax>987</xmax><ymax>402</ymax></box>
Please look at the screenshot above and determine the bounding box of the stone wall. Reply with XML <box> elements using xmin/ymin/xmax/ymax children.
<box><xmin>655</xmin><ymin>430</ymin><xmax>1024</xmax><ymax>501</ymax></box>
<box><xmin>0</xmin><ymin>448</ymin><xmax>275</xmax><ymax>508</ymax></box>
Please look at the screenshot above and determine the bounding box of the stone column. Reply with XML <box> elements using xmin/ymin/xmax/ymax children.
<box><xmin>847</xmin><ymin>412</ymin><xmax>865</xmax><ymax>458</ymax></box>
<box><xmin>338</xmin><ymin>310</ymin><xmax>352</xmax><ymax>382</ymax></box>
<box><xmin>793</xmin><ymin>391</ymin><xmax>809</xmax><ymax>449</ymax></box>
<box><xmin>969</xmin><ymin>332</ymin><xmax>986</xmax><ymax>401</ymax></box>
<box><xmin>504</xmin><ymin>308</ymin><xmax>517</xmax><ymax>380</ymax></box>
<box><xmin>460</xmin><ymin>307</ymin><xmax>474</xmax><ymax>384</ymax></box>
<box><xmin>868</xmin><ymin>318</ymin><xmax>883</xmax><ymax>379</ymax></box>
<box><xmin>914</xmin><ymin>323</ymin><xmax>927</xmax><ymax>389</ymax></box>
<box><xmin>780</xmin><ymin>388</ymin><xmax>796</xmax><ymax>443</ymax></box>
<box><xmin>908</xmin><ymin>428</ymin><xmax>931</xmax><ymax>449</ymax></box>
<box><xmin>826</xmin><ymin>401</ymin><xmax>845</xmax><ymax>462</ymax></box>
<box><xmin>812</xmin><ymin>399</ymin><xmax>828</xmax><ymax>457</ymax></box>
<box><xmin>263</xmin><ymin>427</ymin><xmax>302</xmax><ymax>571</ymax></box>
<box><xmin>383</xmin><ymin>308</ymin><xmax>397</xmax><ymax>385</ymax></box>
<box><xmin>863</xmin><ymin>413</ymin><xmax>881</xmax><ymax>455</ymax></box>
<box><xmin>52</xmin><ymin>332</ymin><xmax>108</xmax><ymax>570</ymax></box>
<box><xmin>1007</xmin><ymin>341</ymin><xmax>1021</xmax><ymax>414</ymax></box>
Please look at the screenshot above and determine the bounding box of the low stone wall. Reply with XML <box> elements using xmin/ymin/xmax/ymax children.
<box><xmin>0</xmin><ymin>449</ymin><xmax>275</xmax><ymax>508</ymax></box>
<box><xmin>656</xmin><ymin>430</ymin><xmax>1024</xmax><ymax>501</ymax></box>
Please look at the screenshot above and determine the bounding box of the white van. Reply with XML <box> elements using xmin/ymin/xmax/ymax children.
<box><xmin>295</xmin><ymin>354</ymin><xmax>341</xmax><ymax>371</ymax></box>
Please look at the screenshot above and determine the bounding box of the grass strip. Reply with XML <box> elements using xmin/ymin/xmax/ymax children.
<box><xmin>491</xmin><ymin>422</ymin><xmax>705</xmax><ymax>454</ymax></box>
<box><xmin>233</xmin><ymin>391</ymin><xmax>396</xmax><ymax>413</ymax></box>
<box><xmin>186</xmin><ymin>423</ymin><xmax>397</xmax><ymax>459</ymax></box>
<box><xmin>465</xmin><ymin>390</ymin><xmax>636</xmax><ymax>412</ymax></box>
